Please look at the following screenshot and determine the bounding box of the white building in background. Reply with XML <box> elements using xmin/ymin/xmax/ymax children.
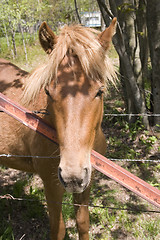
<box><xmin>81</xmin><ymin>12</ymin><xmax>102</xmax><ymax>28</ymax></box>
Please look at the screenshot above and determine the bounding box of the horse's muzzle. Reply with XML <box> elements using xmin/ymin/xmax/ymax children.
<box><xmin>58</xmin><ymin>167</ymin><xmax>90</xmax><ymax>193</ymax></box>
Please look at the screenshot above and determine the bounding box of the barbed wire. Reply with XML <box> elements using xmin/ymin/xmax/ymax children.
<box><xmin>0</xmin><ymin>194</ymin><xmax>160</xmax><ymax>214</ymax></box>
<box><xmin>1</xmin><ymin>109</ymin><xmax>160</xmax><ymax>117</ymax></box>
<box><xmin>0</xmin><ymin>154</ymin><xmax>59</xmax><ymax>159</ymax></box>
<box><xmin>104</xmin><ymin>113</ymin><xmax>160</xmax><ymax>117</ymax></box>
<box><xmin>0</xmin><ymin>154</ymin><xmax>160</xmax><ymax>162</ymax></box>
<box><xmin>109</xmin><ymin>158</ymin><xmax>160</xmax><ymax>163</ymax></box>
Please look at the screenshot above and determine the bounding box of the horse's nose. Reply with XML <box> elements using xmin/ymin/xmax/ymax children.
<box><xmin>58</xmin><ymin>167</ymin><xmax>90</xmax><ymax>193</ymax></box>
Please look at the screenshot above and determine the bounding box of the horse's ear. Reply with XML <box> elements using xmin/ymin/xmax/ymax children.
<box><xmin>99</xmin><ymin>17</ymin><xmax>117</xmax><ymax>50</ymax></box>
<box><xmin>39</xmin><ymin>22</ymin><xmax>57</xmax><ymax>54</ymax></box>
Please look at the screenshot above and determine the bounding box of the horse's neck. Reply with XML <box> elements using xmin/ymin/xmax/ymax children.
<box><xmin>27</xmin><ymin>89</ymin><xmax>47</xmax><ymax>111</ymax></box>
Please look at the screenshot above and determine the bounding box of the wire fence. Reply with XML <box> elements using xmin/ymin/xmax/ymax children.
<box><xmin>104</xmin><ymin>113</ymin><xmax>160</xmax><ymax>117</ymax></box>
<box><xmin>1</xmin><ymin>110</ymin><xmax>160</xmax><ymax>117</ymax></box>
<box><xmin>0</xmin><ymin>154</ymin><xmax>59</xmax><ymax>159</ymax></box>
<box><xmin>0</xmin><ymin>154</ymin><xmax>160</xmax><ymax>162</ymax></box>
<box><xmin>0</xmin><ymin>194</ymin><xmax>160</xmax><ymax>214</ymax></box>
<box><xmin>1</xmin><ymin>151</ymin><xmax>160</xmax><ymax>213</ymax></box>
<box><xmin>0</xmin><ymin>111</ymin><xmax>160</xmax><ymax>217</ymax></box>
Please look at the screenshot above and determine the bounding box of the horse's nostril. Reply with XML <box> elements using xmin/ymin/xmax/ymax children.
<box><xmin>84</xmin><ymin>167</ymin><xmax>89</xmax><ymax>178</ymax></box>
<box><xmin>76</xmin><ymin>178</ymin><xmax>83</xmax><ymax>187</ymax></box>
<box><xmin>58</xmin><ymin>167</ymin><xmax>66</xmax><ymax>187</ymax></box>
<box><xmin>82</xmin><ymin>167</ymin><xmax>89</xmax><ymax>186</ymax></box>
<box><xmin>58</xmin><ymin>166</ymin><xmax>62</xmax><ymax>173</ymax></box>
<box><xmin>58</xmin><ymin>167</ymin><xmax>62</xmax><ymax>179</ymax></box>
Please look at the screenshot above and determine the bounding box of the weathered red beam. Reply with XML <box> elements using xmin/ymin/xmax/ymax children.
<box><xmin>0</xmin><ymin>92</ymin><xmax>160</xmax><ymax>208</ymax></box>
<box><xmin>0</xmin><ymin>93</ymin><xmax>58</xmax><ymax>144</ymax></box>
<box><xmin>91</xmin><ymin>150</ymin><xmax>160</xmax><ymax>208</ymax></box>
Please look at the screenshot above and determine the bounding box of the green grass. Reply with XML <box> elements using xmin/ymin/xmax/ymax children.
<box><xmin>0</xmin><ymin>172</ymin><xmax>49</xmax><ymax>240</ymax></box>
<box><xmin>0</xmin><ymin>224</ymin><xmax>15</xmax><ymax>240</ymax></box>
<box><xmin>1</xmin><ymin>185</ymin><xmax>160</xmax><ymax>240</ymax></box>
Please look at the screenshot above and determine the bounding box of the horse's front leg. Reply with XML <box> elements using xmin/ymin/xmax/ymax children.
<box><xmin>73</xmin><ymin>185</ymin><xmax>91</xmax><ymax>240</ymax></box>
<box><xmin>43</xmin><ymin>178</ymin><xmax>65</xmax><ymax>240</ymax></box>
<box><xmin>31</xmin><ymin>138</ymin><xmax>65</xmax><ymax>240</ymax></box>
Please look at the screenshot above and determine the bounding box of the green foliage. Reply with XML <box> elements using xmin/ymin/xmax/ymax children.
<box><xmin>133</xmin><ymin>216</ymin><xmax>160</xmax><ymax>239</ymax></box>
<box><xmin>0</xmin><ymin>224</ymin><xmax>14</xmax><ymax>240</ymax></box>
<box><xmin>0</xmin><ymin>0</ymin><xmax>52</xmax><ymax>61</ymax></box>
<box><xmin>12</xmin><ymin>179</ymin><xmax>28</xmax><ymax>197</ymax></box>
<box><xmin>0</xmin><ymin>174</ymin><xmax>49</xmax><ymax>239</ymax></box>
<box><xmin>62</xmin><ymin>192</ymin><xmax>74</xmax><ymax>221</ymax></box>
<box><xmin>117</xmin><ymin>3</ymin><xmax>135</xmax><ymax>14</ymax></box>
<box><xmin>0</xmin><ymin>0</ymin><xmax>99</xmax><ymax>62</ymax></box>
<box><xmin>140</xmin><ymin>135</ymin><xmax>157</xmax><ymax>150</ymax></box>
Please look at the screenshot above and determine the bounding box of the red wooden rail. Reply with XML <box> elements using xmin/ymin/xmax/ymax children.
<box><xmin>0</xmin><ymin>92</ymin><xmax>160</xmax><ymax>208</ymax></box>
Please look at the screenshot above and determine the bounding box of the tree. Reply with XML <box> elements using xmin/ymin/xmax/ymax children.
<box><xmin>0</xmin><ymin>0</ymin><xmax>18</xmax><ymax>58</ymax></box>
<box><xmin>0</xmin><ymin>0</ymin><xmax>53</xmax><ymax>60</ymax></box>
<box><xmin>97</xmin><ymin>0</ymin><xmax>149</xmax><ymax>128</ymax></box>
<box><xmin>146</xmin><ymin>0</ymin><xmax>160</xmax><ymax>126</ymax></box>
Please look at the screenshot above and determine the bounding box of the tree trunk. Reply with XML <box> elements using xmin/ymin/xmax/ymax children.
<box><xmin>19</xmin><ymin>22</ymin><xmax>28</xmax><ymax>63</ymax></box>
<box><xmin>116</xmin><ymin>0</ymin><xmax>143</xmax><ymax>117</ymax></box>
<box><xmin>74</xmin><ymin>0</ymin><xmax>81</xmax><ymax>24</ymax></box>
<box><xmin>2</xmin><ymin>19</ymin><xmax>10</xmax><ymax>49</ymax></box>
<box><xmin>8</xmin><ymin>16</ymin><xmax>17</xmax><ymax>58</ymax></box>
<box><xmin>147</xmin><ymin>0</ymin><xmax>160</xmax><ymax>126</ymax></box>
<box><xmin>136</xmin><ymin>0</ymin><xmax>148</xmax><ymax>81</ymax></box>
<box><xmin>97</xmin><ymin>0</ymin><xmax>149</xmax><ymax>128</ymax></box>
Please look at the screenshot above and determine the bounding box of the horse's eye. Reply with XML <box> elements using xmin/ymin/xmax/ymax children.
<box><xmin>45</xmin><ymin>86</ymin><xmax>55</xmax><ymax>101</ymax></box>
<box><xmin>95</xmin><ymin>87</ymin><xmax>104</xmax><ymax>98</ymax></box>
<box><xmin>45</xmin><ymin>87</ymin><xmax>50</xmax><ymax>97</ymax></box>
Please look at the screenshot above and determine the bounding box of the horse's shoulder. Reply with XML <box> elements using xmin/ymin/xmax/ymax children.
<box><xmin>0</xmin><ymin>59</ymin><xmax>28</xmax><ymax>94</ymax></box>
<box><xmin>0</xmin><ymin>58</ymin><xmax>28</xmax><ymax>75</ymax></box>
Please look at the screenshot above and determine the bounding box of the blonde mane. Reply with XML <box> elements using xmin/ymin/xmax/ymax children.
<box><xmin>23</xmin><ymin>24</ymin><xmax>117</xmax><ymax>104</ymax></box>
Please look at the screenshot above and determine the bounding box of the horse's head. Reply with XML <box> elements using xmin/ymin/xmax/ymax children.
<box><xmin>25</xmin><ymin>19</ymin><xmax>117</xmax><ymax>193</ymax></box>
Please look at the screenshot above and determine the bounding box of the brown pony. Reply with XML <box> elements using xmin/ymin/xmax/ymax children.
<box><xmin>0</xmin><ymin>18</ymin><xmax>117</xmax><ymax>240</ymax></box>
